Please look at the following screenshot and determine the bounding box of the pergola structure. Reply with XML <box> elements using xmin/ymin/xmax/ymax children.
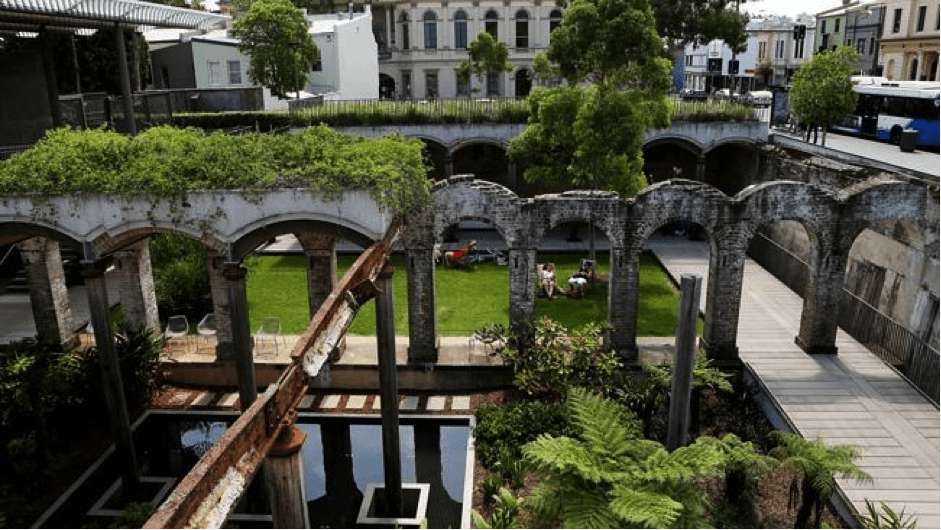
<box><xmin>0</xmin><ymin>0</ymin><xmax>229</xmax><ymax>134</ymax></box>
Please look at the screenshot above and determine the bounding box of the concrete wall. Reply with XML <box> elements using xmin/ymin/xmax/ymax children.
<box><xmin>191</xmin><ymin>41</ymin><xmax>251</xmax><ymax>89</ymax></box>
<box><xmin>0</xmin><ymin>48</ymin><xmax>53</xmax><ymax>146</ymax></box>
<box><xmin>151</xmin><ymin>43</ymin><xmax>196</xmax><ymax>89</ymax></box>
<box><xmin>336</xmin><ymin>14</ymin><xmax>379</xmax><ymax>99</ymax></box>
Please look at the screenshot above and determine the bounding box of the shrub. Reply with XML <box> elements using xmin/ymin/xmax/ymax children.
<box><xmin>474</xmin><ymin>400</ymin><xmax>574</xmax><ymax>469</ymax></box>
<box><xmin>148</xmin><ymin>233</ymin><xmax>211</xmax><ymax>319</ymax></box>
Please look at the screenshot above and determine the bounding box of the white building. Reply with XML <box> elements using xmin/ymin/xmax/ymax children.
<box><xmin>306</xmin><ymin>9</ymin><xmax>379</xmax><ymax>100</ymax></box>
<box><xmin>147</xmin><ymin>28</ymin><xmax>250</xmax><ymax>90</ymax></box>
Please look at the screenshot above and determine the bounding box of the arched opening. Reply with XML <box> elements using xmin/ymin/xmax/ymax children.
<box><xmin>909</xmin><ymin>57</ymin><xmax>919</xmax><ymax>80</ymax></box>
<box><xmin>421</xmin><ymin>139</ymin><xmax>448</xmax><ymax>181</ymax></box>
<box><xmin>549</xmin><ymin>9</ymin><xmax>562</xmax><ymax>34</ymax></box>
<box><xmin>515</xmin><ymin>9</ymin><xmax>529</xmax><ymax>48</ymax></box>
<box><xmin>454</xmin><ymin>9</ymin><xmax>468</xmax><ymax>49</ymax></box>
<box><xmin>452</xmin><ymin>142</ymin><xmax>509</xmax><ymax>188</ymax></box>
<box><xmin>379</xmin><ymin>73</ymin><xmax>396</xmax><ymax>99</ymax></box>
<box><xmin>514</xmin><ymin>68</ymin><xmax>532</xmax><ymax>98</ymax></box>
<box><xmin>929</xmin><ymin>57</ymin><xmax>938</xmax><ymax>81</ymax></box>
<box><xmin>704</xmin><ymin>143</ymin><xmax>759</xmax><ymax>196</ymax></box>
<box><xmin>399</xmin><ymin>12</ymin><xmax>410</xmax><ymax>50</ymax></box>
<box><xmin>423</xmin><ymin>10</ymin><xmax>438</xmax><ymax>49</ymax></box>
<box><xmin>485</xmin><ymin>10</ymin><xmax>498</xmax><ymax>38</ymax></box>
<box><xmin>642</xmin><ymin>142</ymin><xmax>699</xmax><ymax>183</ymax></box>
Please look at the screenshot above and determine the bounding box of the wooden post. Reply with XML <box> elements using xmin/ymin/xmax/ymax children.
<box><xmin>666</xmin><ymin>274</ymin><xmax>702</xmax><ymax>451</ymax></box>
<box><xmin>375</xmin><ymin>261</ymin><xmax>403</xmax><ymax>516</ymax></box>
<box><xmin>264</xmin><ymin>425</ymin><xmax>310</xmax><ymax>529</ymax></box>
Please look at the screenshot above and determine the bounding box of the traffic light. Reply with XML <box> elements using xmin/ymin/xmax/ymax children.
<box><xmin>728</xmin><ymin>60</ymin><xmax>739</xmax><ymax>74</ymax></box>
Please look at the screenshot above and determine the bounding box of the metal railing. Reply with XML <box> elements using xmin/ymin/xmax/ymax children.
<box><xmin>748</xmin><ymin>231</ymin><xmax>939</xmax><ymax>405</ymax></box>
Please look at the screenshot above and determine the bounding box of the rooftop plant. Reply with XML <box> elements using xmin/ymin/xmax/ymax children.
<box><xmin>0</xmin><ymin>125</ymin><xmax>431</xmax><ymax>214</ymax></box>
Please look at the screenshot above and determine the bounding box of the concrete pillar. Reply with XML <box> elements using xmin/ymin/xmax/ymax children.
<box><xmin>619</xmin><ymin>249</ymin><xmax>642</xmax><ymax>363</ymax></box>
<box><xmin>607</xmin><ymin>247</ymin><xmax>633</xmax><ymax>357</ymax></box>
<box><xmin>39</xmin><ymin>26</ymin><xmax>63</xmax><ymax>128</ymax></box>
<box><xmin>264</xmin><ymin>425</ymin><xmax>310</xmax><ymax>529</ymax></box>
<box><xmin>702</xmin><ymin>238</ymin><xmax>745</xmax><ymax>369</ymax></box>
<box><xmin>796</xmin><ymin>245</ymin><xmax>848</xmax><ymax>355</ymax></box>
<box><xmin>207</xmin><ymin>250</ymin><xmax>233</xmax><ymax>358</ymax></box>
<box><xmin>666</xmin><ymin>274</ymin><xmax>701</xmax><ymax>451</ymax></box>
<box><xmin>375</xmin><ymin>262</ymin><xmax>403</xmax><ymax>515</ymax></box>
<box><xmin>507</xmin><ymin>161</ymin><xmax>517</xmax><ymax>192</ymax></box>
<box><xmin>508</xmin><ymin>247</ymin><xmax>536</xmax><ymax>339</ymax></box>
<box><xmin>444</xmin><ymin>154</ymin><xmax>454</xmax><ymax>178</ymax></box>
<box><xmin>112</xmin><ymin>239</ymin><xmax>160</xmax><ymax>335</ymax></box>
<box><xmin>20</xmin><ymin>237</ymin><xmax>73</xmax><ymax>347</ymax></box>
<box><xmin>223</xmin><ymin>262</ymin><xmax>257</xmax><ymax>409</ymax></box>
<box><xmin>81</xmin><ymin>259</ymin><xmax>140</xmax><ymax>491</ymax></box>
<box><xmin>695</xmin><ymin>154</ymin><xmax>707</xmax><ymax>181</ymax></box>
<box><xmin>295</xmin><ymin>232</ymin><xmax>337</xmax><ymax>318</ymax></box>
<box><xmin>406</xmin><ymin>247</ymin><xmax>438</xmax><ymax>363</ymax></box>
<box><xmin>114</xmin><ymin>24</ymin><xmax>136</xmax><ymax>135</ymax></box>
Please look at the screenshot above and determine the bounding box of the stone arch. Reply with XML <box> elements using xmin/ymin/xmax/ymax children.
<box><xmin>432</xmin><ymin>176</ymin><xmax>520</xmax><ymax>247</ymax></box>
<box><xmin>91</xmin><ymin>223</ymin><xmax>225</xmax><ymax>257</ymax></box>
<box><xmin>628</xmin><ymin>180</ymin><xmax>730</xmax><ymax>248</ymax></box>
<box><xmin>643</xmin><ymin>136</ymin><xmax>704</xmax><ymax>157</ymax></box>
<box><xmin>701</xmin><ymin>139</ymin><xmax>762</xmax><ymax>195</ymax></box>
<box><xmin>0</xmin><ymin>221</ymin><xmax>83</xmax><ymax>252</ymax></box>
<box><xmin>529</xmin><ymin>192</ymin><xmax>623</xmax><ymax>248</ymax></box>
<box><xmin>414</xmin><ymin>136</ymin><xmax>448</xmax><ymax>180</ymax></box>
<box><xmin>449</xmin><ymin>140</ymin><xmax>511</xmax><ymax>189</ymax></box>
<box><xmin>448</xmin><ymin>138</ymin><xmax>509</xmax><ymax>156</ymax></box>
<box><xmin>230</xmin><ymin>217</ymin><xmax>377</xmax><ymax>260</ymax></box>
<box><xmin>841</xmin><ymin>179</ymin><xmax>939</xmax><ymax>260</ymax></box>
<box><xmin>642</xmin><ymin>138</ymin><xmax>703</xmax><ymax>183</ymax></box>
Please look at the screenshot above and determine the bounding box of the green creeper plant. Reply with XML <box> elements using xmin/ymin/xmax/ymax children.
<box><xmin>769</xmin><ymin>431</ymin><xmax>872</xmax><ymax>529</ymax></box>
<box><xmin>231</xmin><ymin>0</ymin><xmax>320</xmax><ymax>99</ymax></box>
<box><xmin>522</xmin><ymin>388</ymin><xmax>725</xmax><ymax>528</ymax></box>
<box><xmin>789</xmin><ymin>46</ymin><xmax>858</xmax><ymax>147</ymax></box>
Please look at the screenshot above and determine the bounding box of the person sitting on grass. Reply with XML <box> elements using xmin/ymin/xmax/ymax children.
<box><xmin>567</xmin><ymin>263</ymin><xmax>591</xmax><ymax>298</ymax></box>
<box><xmin>540</xmin><ymin>263</ymin><xmax>557</xmax><ymax>299</ymax></box>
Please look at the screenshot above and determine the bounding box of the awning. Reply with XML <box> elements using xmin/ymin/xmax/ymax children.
<box><xmin>0</xmin><ymin>0</ymin><xmax>229</xmax><ymax>32</ymax></box>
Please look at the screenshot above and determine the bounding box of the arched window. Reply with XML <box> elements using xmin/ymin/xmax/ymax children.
<box><xmin>909</xmin><ymin>57</ymin><xmax>919</xmax><ymax>80</ymax></box>
<box><xmin>454</xmin><ymin>10</ymin><xmax>468</xmax><ymax>48</ymax></box>
<box><xmin>485</xmin><ymin>10</ymin><xmax>499</xmax><ymax>39</ymax></box>
<box><xmin>515</xmin><ymin>10</ymin><xmax>529</xmax><ymax>48</ymax></box>
<box><xmin>549</xmin><ymin>9</ymin><xmax>563</xmax><ymax>34</ymax></box>
<box><xmin>399</xmin><ymin>12</ymin><xmax>410</xmax><ymax>50</ymax></box>
<box><xmin>424</xmin><ymin>11</ymin><xmax>438</xmax><ymax>49</ymax></box>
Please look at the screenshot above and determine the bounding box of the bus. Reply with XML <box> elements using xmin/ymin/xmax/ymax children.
<box><xmin>832</xmin><ymin>83</ymin><xmax>940</xmax><ymax>148</ymax></box>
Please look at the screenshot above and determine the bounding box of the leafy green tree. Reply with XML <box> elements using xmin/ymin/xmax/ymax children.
<box><xmin>456</xmin><ymin>32</ymin><xmax>512</xmax><ymax>97</ymax></box>
<box><xmin>523</xmin><ymin>388</ymin><xmax>725</xmax><ymax>528</ymax></box>
<box><xmin>769</xmin><ymin>431</ymin><xmax>871</xmax><ymax>528</ymax></box>
<box><xmin>789</xmin><ymin>46</ymin><xmax>858</xmax><ymax>147</ymax></box>
<box><xmin>231</xmin><ymin>0</ymin><xmax>320</xmax><ymax>99</ymax></box>
<box><xmin>651</xmin><ymin>0</ymin><xmax>749</xmax><ymax>53</ymax></box>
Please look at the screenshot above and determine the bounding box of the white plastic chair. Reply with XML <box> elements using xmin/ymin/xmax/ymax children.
<box><xmin>196</xmin><ymin>313</ymin><xmax>216</xmax><ymax>356</ymax></box>
<box><xmin>164</xmin><ymin>315</ymin><xmax>190</xmax><ymax>355</ymax></box>
<box><xmin>254</xmin><ymin>317</ymin><xmax>281</xmax><ymax>358</ymax></box>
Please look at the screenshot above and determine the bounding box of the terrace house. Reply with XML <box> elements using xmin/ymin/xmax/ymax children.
<box><xmin>878</xmin><ymin>0</ymin><xmax>940</xmax><ymax>80</ymax></box>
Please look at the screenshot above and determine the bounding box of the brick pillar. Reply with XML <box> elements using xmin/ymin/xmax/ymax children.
<box><xmin>406</xmin><ymin>247</ymin><xmax>438</xmax><ymax>362</ymax></box>
<box><xmin>20</xmin><ymin>237</ymin><xmax>73</xmax><ymax>346</ymax></box>
<box><xmin>207</xmin><ymin>249</ymin><xmax>234</xmax><ymax>360</ymax></box>
<box><xmin>112</xmin><ymin>239</ymin><xmax>160</xmax><ymax>335</ymax></box>
<box><xmin>703</xmin><ymin>238</ymin><xmax>745</xmax><ymax>369</ymax></box>
<box><xmin>444</xmin><ymin>154</ymin><xmax>454</xmax><ymax>178</ymax></box>
<box><xmin>695</xmin><ymin>155</ymin><xmax>707</xmax><ymax>181</ymax></box>
<box><xmin>508</xmin><ymin>247</ymin><xmax>536</xmax><ymax>337</ymax></box>
<box><xmin>619</xmin><ymin>249</ymin><xmax>641</xmax><ymax>363</ymax></box>
<box><xmin>295</xmin><ymin>232</ymin><xmax>337</xmax><ymax>317</ymax></box>
<box><xmin>223</xmin><ymin>262</ymin><xmax>257</xmax><ymax>409</ymax></box>
<box><xmin>607</xmin><ymin>246</ymin><xmax>633</xmax><ymax>358</ymax></box>
<box><xmin>796</xmin><ymin>244</ymin><xmax>849</xmax><ymax>355</ymax></box>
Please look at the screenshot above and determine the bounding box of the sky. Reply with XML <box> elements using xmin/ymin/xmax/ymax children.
<box><xmin>745</xmin><ymin>0</ymin><xmax>849</xmax><ymax>18</ymax></box>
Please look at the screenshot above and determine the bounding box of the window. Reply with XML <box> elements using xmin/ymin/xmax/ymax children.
<box><xmin>207</xmin><ymin>61</ymin><xmax>222</xmax><ymax>86</ymax></box>
<box><xmin>916</xmin><ymin>5</ymin><xmax>927</xmax><ymax>31</ymax></box>
<box><xmin>401</xmin><ymin>70</ymin><xmax>411</xmax><ymax>97</ymax></box>
<box><xmin>892</xmin><ymin>8</ymin><xmax>902</xmax><ymax>32</ymax></box>
<box><xmin>869</xmin><ymin>37</ymin><xmax>875</xmax><ymax>54</ymax></box>
<box><xmin>794</xmin><ymin>35</ymin><xmax>805</xmax><ymax>58</ymax></box>
<box><xmin>486</xmin><ymin>71</ymin><xmax>499</xmax><ymax>95</ymax></box>
<box><xmin>485</xmin><ymin>10</ymin><xmax>498</xmax><ymax>38</ymax></box>
<box><xmin>909</xmin><ymin>58</ymin><xmax>919</xmax><ymax>80</ymax></box>
<box><xmin>758</xmin><ymin>41</ymin><xmax>766</xmax><ymax>59</ymax></box>
<box><xmin>312</xmin><ymin>58</ymin><xmax>322</xmax><ymax>72</ymax></box>
<box><xmin>835</xmin><ymin>19</ymin><xmax>840</xmax><ymax>32</ymax></box>
<box><xmin>228</xmin><ymin>60</ymin><xmax>241</xmax><ymax>84</ymax></box>
<box><xmin>775</xmin><ymin>39</ymin><xmax>784</xmax><ymax>58</ymax></box>
<box><xmin>549</xmin><ymin>9</ymin><xmax>562</xmax><ymax>34</ymax></box>
<box><xmin>455</xmin><ymin>69</ymin><xmax>469</xmax><ymax>96</ymax></box>
<box><xmin>454</xmin><ymin>10</ymin><xmax>468</xmax><ymax>48</ymax></box>
<box><xmin>400</xmin><ymin>13</ymin><xmax>410</xmax><ymax>49</ymax></box>
<box><xmin>423</xmin><ymin>11</ymin><xmax>437</xmax><ymax>49</ymax></box>
<box><xmin>821</xmin><ymin>20</ymin><xmax>826</xmax><ymax>33</ymax></box>
<box><xmin>425</xmin><ymin>70</ymin><xmax>438</xmax><ymax>98</ymax></box>
<box><xmin>856</xmin><ymin>38</ymin><xmax>865</xmax><ymax>54</ymax></box>
<box><xmin>515</xmin><ymin>10</ymin><xmax>529</xmax><ymax>48</ymax></box>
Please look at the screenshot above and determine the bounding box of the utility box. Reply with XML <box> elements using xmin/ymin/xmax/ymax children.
<box><xmin>900</xmin><ymin>129</ymin><xmax>918</xmax><ymax>152</ymax></box>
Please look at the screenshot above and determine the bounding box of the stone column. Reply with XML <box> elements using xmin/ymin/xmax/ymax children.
<box><xmin>385</xmin><ymin>6</ymin><xmax>393</xmax><ymax>49</ymax></box>
<box><xmin>264</xmin><ymin>425</ymin><xmax>310</xmax><ymax>529</ymax></box>
<box><xmin>795</xmin><ymin>232</ymin><xmax>850</xmax><ymax>355</ymax></box>
<box><xmin>702</xmin><ymin>235</ymin><xmax>745</xmax><ymax>369</ymax></box>
<box><xmin>607</xmin><ymin>247</ymin><xmax>633</xmax><ymax>357</ymax></box>
<box><xmin>618</xmin><ymin>249</ymin><xmax>641</xmax><ymax>364</ymax></box>
<box><xmin>20</xmin><ymin>237</ymin><xmax>74</xmax><ymax>347</ymax></box>
<box><xmin>296</xmin><ymin>232</ymin><xmax>337</xmax><ymax>318</ymax></box>
<box><xmin>375</xmin><ymin>262</ymin><xmax>403</xmax><ymax>515</ymax></box>
<box><xmin>444</xmin><ymin>154</ymin><xmax>454</xmax><ymax>178</ymax></box>
<box><xmin>695</xmin><ymin>154</ymin><xmax>707</xmax><ymax>181</ymax></box>
<box><xmin>112</xmin><ymin>239</ymin><xmax>160</xmax><ymax>335</ymax></box>
<box><xmin>406</xmin><ymin>247</ymin><xmax>438</xmax><ymax>362</ymax></box>
<box><xmin>81</xmin><ymin>259</ymin><xmax>140</xmax><ymax>491</ymax></box>
<box><xmin>223</xmin><ymin>262</ymin><xmax>257</xmax><ymax>409</ymax></box>
<box><xmin>508</xmin><ymin>247</ymin><xmax>536</xmax><ymax>338</ymax></box>
<box><xmin>207</xmin><ymin>250</ymin><xmax>234</xmax><ymax>359</ymax></box>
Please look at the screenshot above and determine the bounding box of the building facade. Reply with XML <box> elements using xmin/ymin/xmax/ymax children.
<box><xmin>306</xmin><ymin>10</ymin><xmax>379</xmax><ymax>100</ymax></box>
<box><xmin>368</xmin><ymin>0</ymin><xmax>562</xmax><ymax>99</ymax></box>
<box><xmin>877</xmin><ymin>0</ymin><xmax>939</xmax><ymax>80</ymax></box>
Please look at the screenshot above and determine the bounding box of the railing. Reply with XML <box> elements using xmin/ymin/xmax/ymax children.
<box><xmin>287</xmin><ymin>96</ymin><xmax>529</xmax><ymax>123</ymax></box>
<box><xmin>748</xmin><ymin>231</ymin><xmax>939</xmax><ymax>405</ymax></box>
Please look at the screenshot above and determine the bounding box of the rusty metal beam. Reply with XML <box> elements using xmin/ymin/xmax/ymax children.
<box><xmin>145</xmin><ymin>220</ymin><xmax>402</xmax><ymax>529</ymax></box>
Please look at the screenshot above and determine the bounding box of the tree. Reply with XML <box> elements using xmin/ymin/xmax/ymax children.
<box><xmin>769</xmin><ymin>431</ymin><xmax>871</xmax><ymax>529</ymax></box>
<box><xmin>789</xmin><ymin>46</ymin><xmax>858</xmax><ymax>147</ymax></box>
<box><xmin>651</xmin><ymin>0</ymin><xmax>749</xmax><ymax>53</ymax></box>
<box><xmin>231</xmin><ymin>0</ymin><xmax>320</xmax><ymax>99</ymax></box>
<box><xmin>456</xmin><ymin>31</ymin><xmax>512</xmax><ymax>97</ymax></box>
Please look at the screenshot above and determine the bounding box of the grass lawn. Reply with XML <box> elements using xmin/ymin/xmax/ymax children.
<box><xmin>245</xmin><ymin>252</ymin><xmax>689</xmax><ymax>337</ymax></box>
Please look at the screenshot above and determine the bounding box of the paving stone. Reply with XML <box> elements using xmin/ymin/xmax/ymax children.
<box><xmin>218</xmin><ymin>393</ymin><xmax>239</xmax><ymax>408</ymax></box>
<box><xmin>426</xmin><ymin>396</ymin><xmax>446</xmax><ymax>411</ymax></box>
<box><xmin>451</xmin><ymin>396</ymin><xmax>471</xmax><ymax>410</ymax></box>
<box><xmin>372</xmin><ymin>396</ymin><xmax>381</xmax><ymax>409</ymax></box>
<box><xmin>191</xmin><ymin>392</ymin><xmax>215</xmax><ymax>407</ymax></box>
<box><xmin>400</xmin><ymin>396</ymin><xmax>419</xmax><ymax>410</ymax></box>
<box><xmin>298</xmin><ymin>395</ymin><xmax>316</xmax><ymax>409</ymax></box>
<box><xmin>320</xmin><ymin>395</ymin><xmax>341</xmax><ymax>409</ymax></box>
<box><xmin>346</xmin><ymin>395</ymin><xmax>367</xmax><ymax>409</ymax></box>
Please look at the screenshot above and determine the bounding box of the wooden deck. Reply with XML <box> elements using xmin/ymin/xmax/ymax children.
<box><xmin>647</xmin><ymin>234</ymin><xmax>940</xmax><ymax>528</ymax></box>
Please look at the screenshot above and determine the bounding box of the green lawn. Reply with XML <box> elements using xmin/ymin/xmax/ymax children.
<box><xmin>245</xmin><ymin>252</ymin><xmax>687</xmax><ymax>337</ymax></box>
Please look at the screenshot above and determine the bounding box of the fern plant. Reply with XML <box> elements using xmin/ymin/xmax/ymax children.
<box><xmin>522</xmin><ymin>388</ymin><xmax>726</xmax><ymax>528</ymax></box>
<box><xmin>702</xmin><ymin>433</ymin><xmax>778</xmax><ymax>525</ymax></box>
<box><xmin>769</xmin><ymin>431</ymin><xmax>872</xmax><ymax>529</ymax></box>
<box><xmin>856</xmin><ymin>500</ymin><xmax>918</xmax><ymax>529</ymax></box>
<box><xmin>471</xmin><ymin>488</ymin><xmax>522</xmax><ymax>529</ymax></box>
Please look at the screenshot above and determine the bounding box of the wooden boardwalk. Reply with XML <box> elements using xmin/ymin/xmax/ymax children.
<box><xmin>647</xmin><ymin>235</ymin><xmax>940</xmax><ymax>528</ymax></box>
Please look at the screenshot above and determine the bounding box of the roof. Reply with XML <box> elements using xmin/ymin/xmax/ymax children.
<box><xmin>0</xmin><ymin>0</ymin><xmax>230</xmax><ymax>33</ymax></box>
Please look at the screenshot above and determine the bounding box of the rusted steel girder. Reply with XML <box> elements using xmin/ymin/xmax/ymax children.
<box><xmin>145</xmin><ymin>220</ymin><xmax>402</xmax><ymax>528</ymax></box>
